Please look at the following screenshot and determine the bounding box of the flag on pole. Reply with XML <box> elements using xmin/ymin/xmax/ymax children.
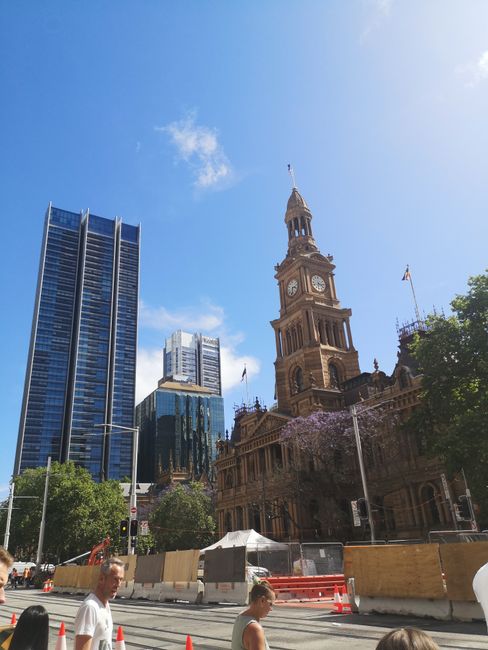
<box><xmin>241</xmin><ymin>366</ymin><xmax>247</xmax><ymax>381</ymax></box>
<box><xmin>402</xmin><ymin>265</ymin><xmax>411</xmax><ymax>281</ymax></box>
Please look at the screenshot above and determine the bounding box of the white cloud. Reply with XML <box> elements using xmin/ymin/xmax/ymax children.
<box><xmin>156</xmin><ymin>111</ymin><xmax>233</xmax><ymax>189</ymax></box>
<box><xmin>140</xmin><ymin>300</ymin><xmax>225</xmax><ymax>332</ymax></box>
<box><xmin>360</xmin><ymin>0</ymin><xmax>394</xmax><ymax>44</ymax></box>
<box><xmin>136</xmin><ymin>301</ymin><xmax>260</xmax><ymax>403</ymax></box>
<box><xmin>455</xmin><ymin>50</ymin><xmax>488</xmax><ymax>87</ymax></box>
<box><xmin>220</xmin><ymin>346</ymin><xmax>260</xmax><ymax>392</ymax></box>
<box><xmin>136</xmin><ymin>347</ymin><xmax>163</xmax><ymax>404</ymax></box>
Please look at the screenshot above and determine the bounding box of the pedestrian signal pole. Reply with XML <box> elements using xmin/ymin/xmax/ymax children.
<box><xmin>350</xmin><ymin>405</ymin><xmax>376</xmax><ymax>543</ymax></box>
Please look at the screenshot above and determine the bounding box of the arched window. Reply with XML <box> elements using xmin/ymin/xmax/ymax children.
<box><xmin>294</xmin><ymin>367</ymin><xmax>304</xmax><ymax>392</ymax></box>
<box><xmin>236</xmin><ymin>506</ymin><xmax>244</xmax><ymax>530</ymax></box>
<box><xmin>225</xmin><ymin>512</ymin><xmax>232</xmax><ymax>532</ymax></box>
<box><xmin>286</xmin><ymin>330</ymin><xmax>292</xmax><ymax>355</ymax></box>
<box><xmin>420</xmin><ymin>484</ymin><xmax>441</xmax><ymax>524</ymax></box>
<box><xmin>329</xmin><ymin>363</ymin><xmax>340</xmax><ymax>388</ymax></box>
<box><xmin>225</xmin><ymin>471</ymin><xmax>234</xmax><ymax>489</ymax></box>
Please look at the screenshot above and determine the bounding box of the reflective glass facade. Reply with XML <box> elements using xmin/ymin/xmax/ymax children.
<box><xmin>15</xmin><ymin>204</ymin><xmax>140</xmax><ymax>481</ymax></box>
<box><xmin>163</xmin><ymin>330</ymin><xmax>222</xmax><ymax>395</ymax></box>
<box><xmin>136</xmin><ymin>386</ymin><xmax>225</xmax><ymax>482</ymax></box>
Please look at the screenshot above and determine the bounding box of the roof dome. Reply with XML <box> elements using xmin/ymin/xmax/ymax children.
<box><xmin>286</xmin><ymin>188</ymin><xmax>309</xmax><ymax>211</ymax></box>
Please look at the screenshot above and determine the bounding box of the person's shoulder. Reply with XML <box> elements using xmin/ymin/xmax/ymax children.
<box><xmin>0</xmin><ymin>625</ymin><xmax>14</xmax><ymax>649</ymax></box>
<box><xmin>243</xmin><ymin>620</ymin><xmax>265</xmax><ymax>642</ymax></box>
<box><xmin>81</xmin><ymin>593</ymin><xmax>103</xmax><ymax>608</ymax></box>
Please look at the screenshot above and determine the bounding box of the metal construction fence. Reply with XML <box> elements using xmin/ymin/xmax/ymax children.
<box><xmin>251</xmin><ymin>542</ymin><xmax>343</xmax><ymax>576</ymax></box>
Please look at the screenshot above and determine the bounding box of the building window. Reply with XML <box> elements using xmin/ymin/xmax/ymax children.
<box><xmin>329</xmin><ymin>363</ymin><xmax>340</xmax><ymax>388</ymax></box>
<box><xmin>225</xmin><ymin>511</ymin><xmax>232</xmax><ymax>532</ymax></box>
<box><xmin>294</xmin><ymin>367</ymin><xmax>304</xmax><ymax>392</ymax></box>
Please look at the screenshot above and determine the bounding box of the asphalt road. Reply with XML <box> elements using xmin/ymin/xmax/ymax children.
<box><xmin>3</xmin><ymin>589</ymin><xmax>487</xmax><ymax>650</ymax></box>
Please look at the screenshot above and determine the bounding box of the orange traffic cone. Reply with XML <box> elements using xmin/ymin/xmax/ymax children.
<box><xmin>186</xmin><ymin>635</ymin><xmax>193</xmax><ymax>650</ymax></box>
<box><xmin>333</xmin><ymin>584</ymin><xmax>343</xmax><ymax>613</ymax></box>
<box><xmin>341</xmin><ymin>584</ymin><xmax>351</xmax><ymax>612</ymax></box>
<box><xmin>42</xmin><ymin>580</ymin><xmax>49</xmax><ymax>593</ymax></box>
<box><xmin>115</xmin><ymin>626</ymin><xmax>126</xmax><ymax>650</ymax></box>
<box><xmin>55</xmin><ymin>622</ymin><xmax>67</xmax><ymax>650</ymax></box>
<box><xmin>10</xmin><ymin>613</ymin><xmax>16</xmax><ymax>626</ymax></box>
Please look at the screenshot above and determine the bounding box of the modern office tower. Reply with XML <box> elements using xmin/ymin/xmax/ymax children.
<box><xmin>163</xmin><ymin>330</ymin><xmax>222</xmax><ymax>395</ymax></box>
<box><xmin>136</xmin><ymin>378</ymin><xmax>225</xmax><ymax>482</ymax></box>
<box><xmin>15</xmin><ymin>204</ymin><xmax>140</xmax><ymax>481</ymax></box>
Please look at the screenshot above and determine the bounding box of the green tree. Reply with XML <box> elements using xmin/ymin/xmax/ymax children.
<box><xmin>408</xmin><ymin>271</ymin><xmax>488</xmax><ymax>519</ymax></box>
<box><xmin>150</xmin><ymin>482</ymin><xmax>216</xmax><ymax>551</ymax></box>
<box><xmin>2</xmin><ymin>461</ymin><xmax>127</xmax><ymax>562</ymax></box>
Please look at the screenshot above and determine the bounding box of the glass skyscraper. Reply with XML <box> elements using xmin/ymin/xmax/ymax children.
<box><xmin>15</xmin><ymin>204</ymin><xmax>140</xmax><ymax>481</ymax></box>
<box><xmin>136</xmin><ymin>379</ymin><xmax>225</xmax><ymax>482</ymax></box>
<box><xmin>163</xmin><ymin>330</ymin><xmax>222</xmax><ymax>395</ymax></box>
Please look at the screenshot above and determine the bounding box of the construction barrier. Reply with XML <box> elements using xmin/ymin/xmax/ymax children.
<box><xmin>267</xmin><ymin>574</ymin><xmax>345</xmax><ymax>601</ymax></box>
<box><xmin>203</xmin><ymin>546</ymin><xmax>248</xmax><ymax>604</ymax></box>
<box><xmin>440</xmin><ymin>541</ymin><xmax>488</xmax><ymax>621</ymax></box>
<box><xmin>160</xmin><ymin>550</ymin><xmax>202</xmax><ymax>603</ymax></box>
<box><xmin>133</xmin><ymin>553</ymin><xmax>166</xmax><ymax>601</ymax></box>
<box><xmin>202</xmin><ymin>581</ymin><xmax>250</xmax><ymax>605</ymax></box>
<box><xmin>53</xmin><ymin>565</ymin><xmax>80</xmax><ymax>593</ymax></box>
<box><xmin>75</xmin><ymin>565</ymin><xmax>100</xmax><ymax>595</ymax></box>
<box><xmin>344</xmin><ymin>542</ymin><xmax>488</xmax><ymax>621</ymax></box>
<box><xmin>117</xmin><ymin>555</ymin><xmax>137</xmax><ymax>599</ymax></box>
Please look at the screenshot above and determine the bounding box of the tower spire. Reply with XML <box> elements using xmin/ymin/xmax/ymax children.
<box><xmin>284</xmin><ymin>185</ymin><xmax>317</xmax><ymax>255</ymax></box>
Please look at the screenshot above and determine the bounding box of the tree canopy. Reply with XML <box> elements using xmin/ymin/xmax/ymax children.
<box><xmin>281</xmin><ymin>406</ymin><xmax>390</xmax><ymax>472</ymax></box>
<box><xmin>150</xmin><ymin>482</ymin><xmax>216</xmax><ymax>551</ymax></box>
<box><xmin>2</xmin><ymin>461</ymin><xmax>127</xmax><ymax>562</ymax></box>
<box><xmin>409</xmin><ymin>271</ymin><xmax>488</xmax><ymax>519</ymax></box>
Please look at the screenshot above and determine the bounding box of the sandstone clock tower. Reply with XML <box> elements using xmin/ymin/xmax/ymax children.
<box><xmin>271</xmin><ymin>186</ymin><xmax>360</xmax><ymax>416</ymax></box>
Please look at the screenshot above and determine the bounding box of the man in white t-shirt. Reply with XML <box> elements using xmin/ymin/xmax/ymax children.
<box><xmin>74</xmin><ymin>557</ymin><xmax>125</xmax><ymax>650</ymax></box>
<box><xmin>473</xmin><ymin>560</ymin><xmax>488</xmax><ymax>631</ymax></box>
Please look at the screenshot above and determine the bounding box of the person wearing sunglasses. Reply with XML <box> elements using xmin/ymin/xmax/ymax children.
<box><xmin>232</xmin><ymin>581</ymin><xmax>276</xmax><ymax>650</ymax></box>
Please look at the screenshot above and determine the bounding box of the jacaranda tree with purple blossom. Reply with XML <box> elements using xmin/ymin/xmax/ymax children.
<box><xmin>281</xmin><ymin>406</ymin><xmax>390</xmax><ymax>469</ymax></box>
<box><xmin>278</xmin><ymin>405</ymin><xmax>397</xmax><ymax>540</ymax></box>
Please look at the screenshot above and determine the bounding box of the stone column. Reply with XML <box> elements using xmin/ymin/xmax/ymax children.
<box><xmin>345</xmin><ymin>318</ymin><xmax>354</xmax><ymax>350</ymax></box>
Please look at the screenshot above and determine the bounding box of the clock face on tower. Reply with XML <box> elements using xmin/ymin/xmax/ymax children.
<box><xmin>287</xmin><ymin>279</ymin><xmax>298</xmax><ymax>296</ymax></box>
<box><xmin>311</xmin><ymin>274</ymin><xmax>326</xmax><ymax>292</ymax></box>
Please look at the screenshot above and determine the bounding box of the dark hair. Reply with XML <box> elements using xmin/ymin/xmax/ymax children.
<box><xmin>10</xmin><ymin>605</ymin><xmax>49</xmax><ymax>650</ymax></box>
<box><xmin>376</xmin><ymin>628</ymin><xmax>440</xmax><ymax>650</ymax></box>
<box><xmin>249</xmin><ymin>581</ymin><xmax>275</xmax><ymax>602</ymax></box>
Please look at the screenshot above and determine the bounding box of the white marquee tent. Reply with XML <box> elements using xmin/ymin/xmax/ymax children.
<box><xmin>201</xmin><ymin>529</ymin><xmax>288</xmax><ymax>553</ymax></box>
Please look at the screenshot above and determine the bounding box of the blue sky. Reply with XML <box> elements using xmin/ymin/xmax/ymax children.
<box><xmin>1</xmin><ymin>1</ymin><xmax>488</xmax><ymax>499</ymax></box>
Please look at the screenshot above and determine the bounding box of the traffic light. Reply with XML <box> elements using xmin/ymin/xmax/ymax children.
<box><xmin>357</xmin><ymin>498</ymin><xmax>368</xmax><ymax>520</ymax></box>
<box><xmin>120</xmin><ymin>520</ymin><xmax>128</xmax><ymax>537</ymax></box>
<box><xmin>458</xmin><ymin>496</ymin><xmax>471</xmax><ymax>521</ymax></box>
<box><xmin>130</xmin><ymin>519</ymin><xmax>138</xmax><ymax>537</ymax></box>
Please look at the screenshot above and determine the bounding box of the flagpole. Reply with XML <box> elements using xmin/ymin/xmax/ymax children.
<box><xmin>287</xmin><ymin>163</ymin><xmax>297</xmax><ymax>189</ymax></box>
<box><xmin>403</xmin><ymin>264</ymin><xmax>421</xmax><ymax>323</ymax></box>
<box><xmin>245</xmin><ymin>365</ymin><xmax>249</xmax><ymax>406</ymax></box>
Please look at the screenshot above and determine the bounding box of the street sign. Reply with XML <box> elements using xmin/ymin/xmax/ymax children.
<box><xmin>351</xmin><ymin>500</ymin><xmax>361</xmax><ymax>527</ymax></box>
<box><xmin>140</xmin><ymin>520</ymin><xmax>149</xmax><ymax>536</ymax></box>
<box><xmin>130</xmin><ymin>507</ymin><xmax>137</xmax><ymax>514</ymax></box>
<box><xmin>440</xmin><ymin>473</ymin><xmax>451</xmax><ymax>501</ymax></box>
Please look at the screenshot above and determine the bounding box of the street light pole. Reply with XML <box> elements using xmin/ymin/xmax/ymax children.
<box><xmin>95</xmin><ymin>423</ymin><xmax>139</xmax><ymax>555</ymax></box>
<box><xmin>36</xmin><ymin>456</ymin><xmax>51</xmax><ymax>566</ymax></box>
<box><xmin>4</xmin><ymin>482</ymin><xmax>14</xmax><ymax>550</ymax></box>
<box><xmin>350</xmin><ymin>405</ymin><xmax>376</xmax><ymax>544</ymax></box>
